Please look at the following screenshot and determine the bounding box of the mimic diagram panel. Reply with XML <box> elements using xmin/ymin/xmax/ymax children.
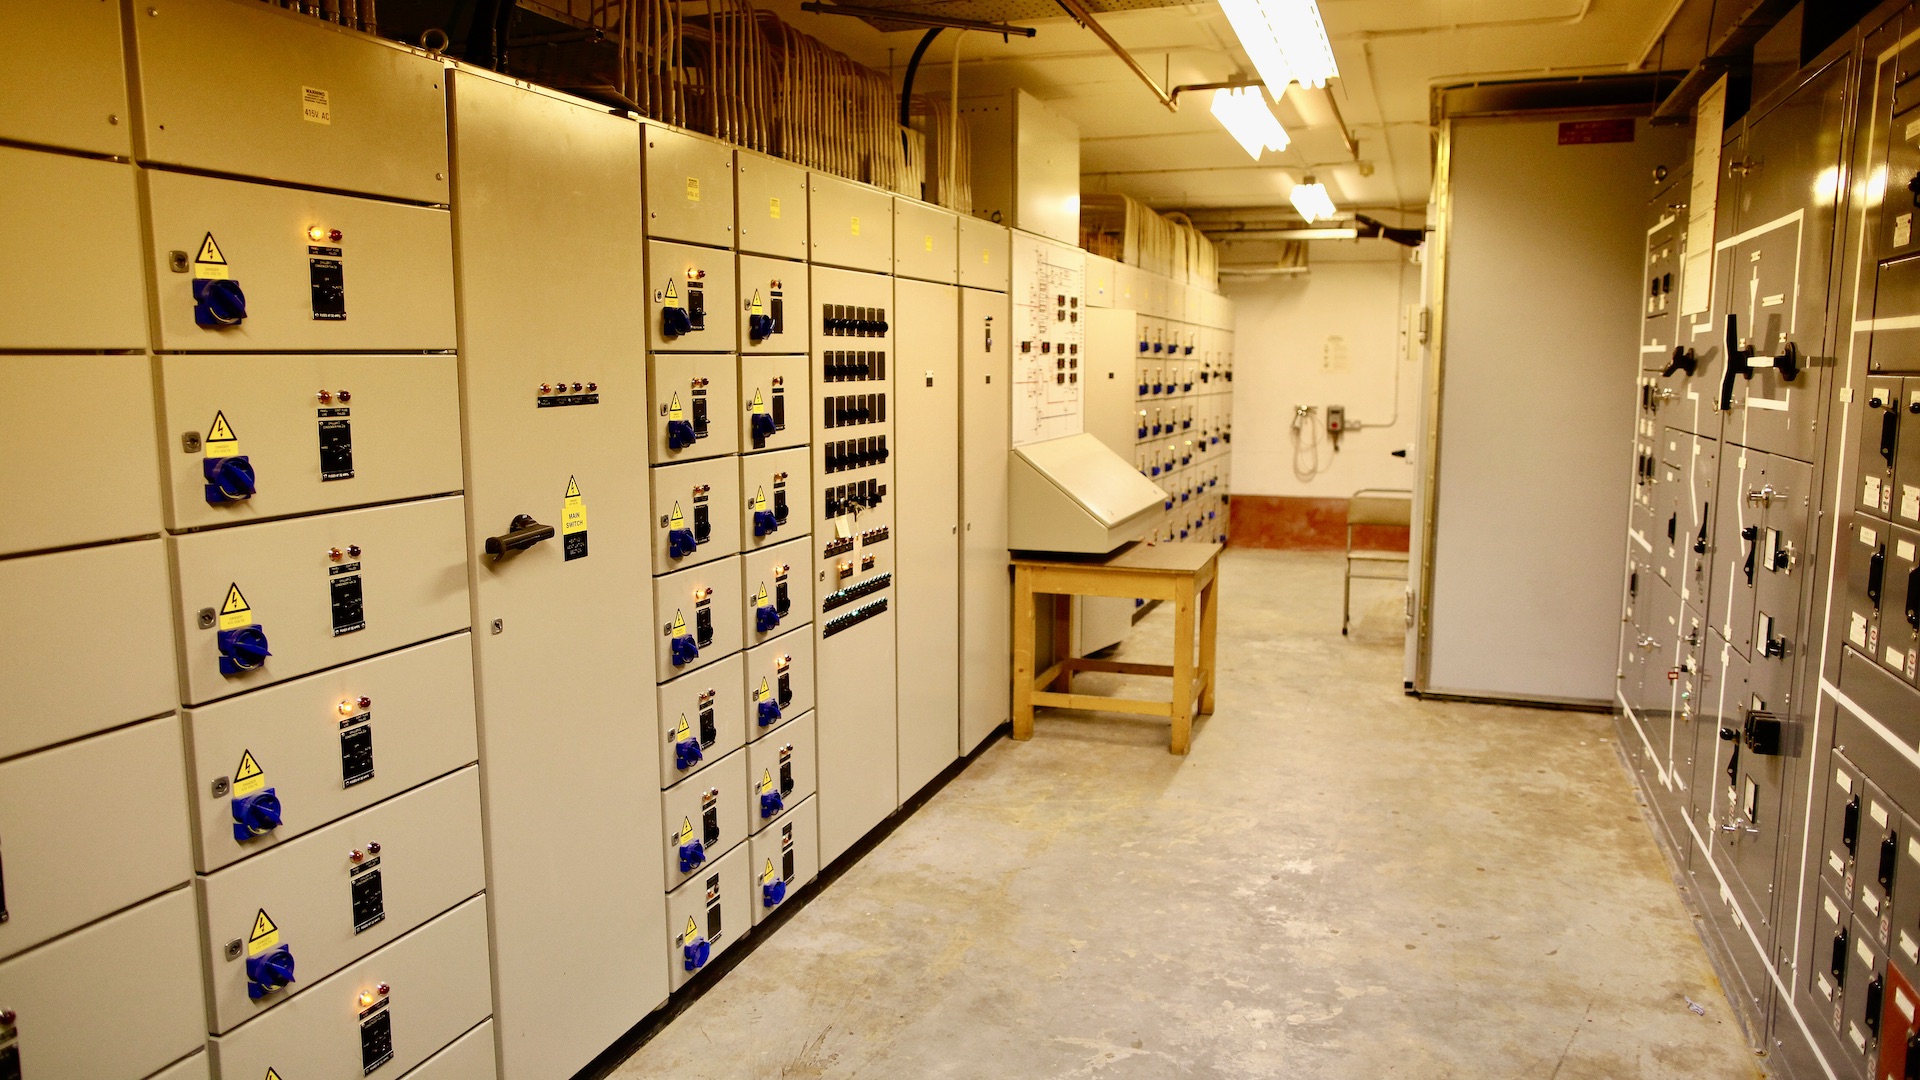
<box><xmin>1010</xmin><ymin>233</ymin><xmax>1087</xmax><ymax>447</ymax></box>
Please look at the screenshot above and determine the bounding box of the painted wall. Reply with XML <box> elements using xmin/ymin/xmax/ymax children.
<box><xmin>1224</xmin><ymin>247</ymin><xmax>1424</xmax><ymax>501</ymax></box>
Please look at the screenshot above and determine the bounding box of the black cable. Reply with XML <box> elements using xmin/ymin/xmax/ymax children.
<box><xmin>899</xmin><ymin>28</ymin><xmax>944</xmax><ymax>130</ymax></box>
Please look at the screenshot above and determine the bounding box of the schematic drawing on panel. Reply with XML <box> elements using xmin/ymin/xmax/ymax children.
<box><xmin>1010</xmin><ymin>234</ymin><xmax>1087</xmax><ymax>447</ymax></box>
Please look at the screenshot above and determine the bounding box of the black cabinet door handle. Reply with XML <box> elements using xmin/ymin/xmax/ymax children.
<box><xmin>1694</xmin><ymin>505</ymin><xmax>1709</xmax><ymax>554</ymax></box>
<box><xmin>1742</xmin><ymin>525</ymin><xmax>1759</xmax><ymax>585</ymax></box>
<box><xmin>1869</xmin><ymin>547</ymin><xmax>1886</xmax><ymax>607</ymax></box>
<box><xmin>1722</xmin><ymin>314</ymin><xmax>1752</xmax><ymax>411</ymax></box>
<box><xmin>1908</xmin><ymin>563</ymin><xmax>1919</xmax><ymax>630</ymax></box>
<box><xmin>1882</xmin><ymin>407</ymin><xmax>1900</xmax><ymax>467</ymax></box>
<box><xmin>485</xmin><ymin>514</ymin><xmax>555</xmax><ymax>558</ymax></box>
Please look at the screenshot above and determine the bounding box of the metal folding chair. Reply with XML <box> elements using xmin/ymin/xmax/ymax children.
<box><xmin>1343</xmin><ymin>488</ymin><xmax>1413</xmax><ymax>636</ymax></box>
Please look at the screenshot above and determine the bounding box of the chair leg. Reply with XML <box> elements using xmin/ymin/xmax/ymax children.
<box><xmin>1341</xmin><ymin>558</ymin><xmax>1351</xmax><ymax>636</ymax></box>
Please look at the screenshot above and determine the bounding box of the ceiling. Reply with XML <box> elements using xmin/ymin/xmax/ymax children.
<box><xmin>753</xmin><ymin>0</ymin><xmax>1687</xmax><ymax>220</ymax></box>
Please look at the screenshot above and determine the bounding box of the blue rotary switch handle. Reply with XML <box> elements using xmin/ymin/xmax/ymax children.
<box><xmin>217</xmin><ymin>624</ymin><xmax>271</xmax><ymax>675</ymax></box>
<box><xmin>674</xmin><ymin>738</ymin><xmax>703</xmax><ymax>771</ymax></box>
<box><xmin>678</xmin><ymin>839</ymin><xmax>706</xmax><ymax>873</ymax></box>
<box><xmin>668</xmin><ymin>528</ymin><xmax>698</xmax><ymax>559</ymax></box>
<box><xmin>662</xmin><ymin>304</ymin><xmax>692</xmax><ymax>338</ymax></box>
<box><xmin>683</xmin><ymin>936</ymin><xmax>711</xmax><ymax>971</ymax></box>
<box><xmin>192</xmin><ymin>278</ymin><xmax>247</xmax><ymax>328</ymax></box>
<box><xmin>203</xmin><ymin>455</ymin><xmax>257</xmax><ymax>504</ymax></box>
<box><xmin>757</xmin><ymin>698</ymin><xmax>782</xmax><ymax>728</ymax></box>
<box><xmin>670</xmin><ymin>632</ymin><xmax>700</xmax><ymax>667</ymax></box>
<box><xmin>762</xmin><ymin>878</ymin><xmax>787</xmax><ymax>909</ymax></box>
<box><xmin>666</xmin><ymin>418</ymin><xmax>697</xmax><ymax>450</ymax></box>
<box><xmin>245</xmin><ymin>945</ymin><xmax>295</xmax><ymax>999</ymax></box>
<box><xmin>231</xmin><ymin>787</ymin><xmax>282</xmax><ymax>841</ymax></box>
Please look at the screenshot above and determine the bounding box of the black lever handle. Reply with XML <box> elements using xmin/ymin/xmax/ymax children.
<box><xmin>486</xmin><ymin>514</ymin><xmax>555</xmax><ymax>558</ymax></box>
<box><xmin>1742</xmin><ymin>525</ymin><xmax>1759</xmax><ymax>585</ymax></box>
<box><xmin>1774</xmin><ymin>341</ymin><xmax>1800</xmax><ymax>381</ymax></box>
<box><xmin>1869</xmin><ymin>547</ymin><xmax>1886</xmax><ymax>606</ymax></box>
<box><xmin>1694</xmin><ymin>505</ymin><xmax>1709</xmax><ymax>554</ymax></box>
<box><xmin>1883</xmin><ymin>407</ymin><xmax>1900</xmax><ymax>467</ymax></box>
<box><xmin>1722</xmin><ymin>314</ymin><xmax>1752</xmax><ymax>411</ymax></box>
<box><xmin>1908</xmin><ymin>563</ymin><xmax>1919</xmax><ymax>630</ymax></box>
<box><xmin>1664</xmin><ymin>345</ymin><xmax>1697</xmax><ymax>377</ymax></box>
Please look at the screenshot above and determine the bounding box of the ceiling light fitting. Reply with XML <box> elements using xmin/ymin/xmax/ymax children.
<box><xmin>1217</xmin><ymin>0</ymin><xmax>1339</xmax><ymax>95</ymax></box>
<box><xmin>1290</xmin><ymin>176</ymin><xmax>1336</xmax><ymax>223</ymax></box>
<box><xmin>1210</xmin><ymin>87</ymin><xmax>1289</xmax><ymax>160</ymax></box>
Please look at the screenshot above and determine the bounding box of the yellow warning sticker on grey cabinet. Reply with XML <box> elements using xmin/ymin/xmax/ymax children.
<box><xmin>232</xmin><ymin>749</ymin><xmax>267</xmax><ymax>797</ymax></box>
<box><xmin>668</xmin><ymin>393</ymin><xmax>684</xmax><ymax>421</ymax></box>
<box><xmin>204</xmin><ymin>410</ymin><xmax>240</xmax><ymax>457</ymax></box>
<box><xmin>248</xmin><ymin>908</ymin><xmax>280</xmax><ymax>955</ymax></box>
<box><xmin>686</xmin><ymin>177</ymin><xmax>701</xmax><ymax>202</ymax></box>
<box><xmin>753</xmin><ymin>488</ymin><xmax>768</xmax><ymax>510</ymax></box>
<box><xmin>562</xmin><ymin>476</ymin><xmax>589</xmax><ymax>561</ymax></box>
<box><xmin>850</xmin><ymin>216</ymin><xmax>860</xmax><ymax>236</ymax></box>
<box><xmin>679</xmin><ymin>816</ymin><xmax>695</xmax><ymax>843</ymax></box>
<box><xmin>219</xmin><ymin>583</ymin><xmax>253</xmax><ymax>631</ymax></box>
<box><xmin>683</xmin><ymin>915</ymin><xmax>701</xmax><ymax>944</ymax></box>
<box><xmin>750</xmin><ymin>390</ymin><xmax>767</xmax><ymax>415</ymax></box>
<box><xmin>756</xmin><ymin>677</ymin><xmax>772</xmax><ymax>701</ymax></box>
<box><xmin>762</xmin><ymin>857</ymin><xmax>777</xmax><ymax>884</ymax></box>
<box><xmin>193</xmin><ymin>233</ymin><xmax>229</xmax><ymax>279</ymax></box>
<box><xmin>770</xmin><ymin>197</ymin><xmax>781</xmax><ymax>219</ymax></box>
<box><xmin>759</xmin><ymin>769</ymin><xmax>775</xmax><ymax>794</ymax></box>
<box><xmin>301</xmin><ymin>85</ymin><xmax>331</xmax><ymax>125</ymax></box>
<box><xmin>675</xmin><ymin>715</ymin><xmax>692</xmax><ymax>741</ymax></box>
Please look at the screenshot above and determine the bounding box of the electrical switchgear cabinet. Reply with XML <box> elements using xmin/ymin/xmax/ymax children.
<box><xmin>156</xmin><ymin>353</ymin><xmax>464</xmax><ymax>531</ymax></box>
<box><xmin>893</xmin><ymin>198</ymin><xmax>959</xmax><ymax>284</ymax></box>
<box><xmin>168</xmin><ymin>495</ymin><xmax>471</xmax><ymax>705</ymax></box>
<box><xmin>739</xmin><ymin>254</ymin><xmax>812</xmax><ymax>356</ymax></box>
<box><xmin>1</xmin><ymin>356</ymin><xmax>160</xmax><ymax>554</ymax></box>
<box><xmin>749</xmin><ymin>796</ymin><xmax>819</xmax><ymax>925</ymax></box>
<box><xmin>129</xmin><ymin>0</ymin><xmax>450</xmax><ymax>204</ymax></box>
<box><xmin>649</xmin><ymin>352</ymin><xmax>743</xmax><ymax>462</ymax></box>
<box><xmin>143</xmin><ymin>170</ymin><xmax>457</xmax><ymax>353</ymax></box>
<box><xmin>742</xmin><ymin>535</ymin><xmax>813</xmax><ymax>647</ymax></box>
<box><xmin>960</xmin><ymin>284</ymin><xmax>1013</xmax><ymax>754</ymax></box>
<box><xmin>747</xmin><ymin>715</ymin><xmax>817</xmax><ymax>834</ymax></box>
<box><xmin>651</xmin><ymin>454</ymin><xmax>745</xmax><ymax>570</ymax></box>
<box><xmin>403</xmin><ymin>1018</ymin><xmax>498</xmax><ymax>1080</ymax></box>
<box><xmin>809</xmin><ymin>172</ymin><xmax>894</xmax><ymax>273</ymax></box>
<box><xmin>662</xmin><ymin>748</ymin><xmax>750</xmax><ymax>891</ymax></box>
<box><xmin>207</xmin><ymin>895</ymin><xmax>492</xmax><ymax>1080</ymax></box>
<box><xmin>739</xmin><ymin>446</ymin><xmax>812</xmax><ymax>549</ymax></box>
<box><xmin>644</xmin><ymin>124</ymin><xmax>736</xmax><ymax>249</ymax></box>
<box><xmin>0</xmin><ymin>1</ymin><xmax>130</xmax><ymax>156</ymax></box>
<box><xmin>182</xmin><ymin>636</ymin><xmax>478</xmax><ymax>871</ymax></box>
<box><xmin>0</xmin><ymin>151</ymin><xmax>147</xmax><ymax>349</ymax></box>
<box><xmin>739</xmin><ymin>352</ymin><xmax>814</xmax><ymax>453</ymax></box>
<box><xmin>447</xmin><ymin>69</ymin><xmax>666</xmax><ymax>1077</ymax></box>
<box><xmin>196</xmin><ymin>767</ymin><xmax>485</xmax><ymax>1032</ymax></box>
<box><xmin>958</xmin><ymin>216</ymin><xmax>1011</xmax><ymax>292</ymax></box>
<box><xmin>746</xmin><ymin>629</ymin><xmax>815</xmax><ymax>741</ymax></box>
<box><xmin>658</xmin><ymin>653</ymin><xmax>748</xmax><ymax>789</ymax></box>
<box><xmin>0</xmin><ymin>716</ymin><xmax>192</xmax><ymax>960</ymax></box>
<box><xmin>735</xmin><ymin>151</ymin><xmax>810</xmax><ymax>260</ymax></box>
<box><xmin>0</xmin><ymin>540</ymin><xmax>176</xmax><ymax>759</ymax></box>
<box><xmin>0</xmin><ymin>888</ymin><xmax>206</xmax><ymax>1079</ymax></box>
<box><xmin>1854</xmin><ymin>376</ymin><xmax>1915</xmax><ymax>520</ymax></box>
<box><xmin>648</xmin><ymin>239</ymin><xmax>740</xmax><ymax>353</ymax></box>
<box><xmin>654</xmin><ymin>554</ymin><xmax>747</xmax><ymax>678</ymax></box>
<box><xmin>664</xmin><ymin>842</ymin><xmax>751</xmax><ymax>990</ymax></box>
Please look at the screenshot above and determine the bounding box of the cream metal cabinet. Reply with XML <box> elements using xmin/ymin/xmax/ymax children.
<box><xmin>657</xmin><ymin>652</ymin><xmax>748</xmax><ymax>789</ymax></box>
<box><xmin>0</xmin><ymin>151</ymin><xmax>147</xmax><ymax>350</ymax></box>
<box><xmin>960</xmin><ymin>285</ymin><xmax>1013</xmax><ymax>753</ymax></box>
<box><xmin>448</xmin><ymin>69</ymin><xmax>664</xmax><ymax>1077</ymax></box>
<box><xmin>0</xmin><ymin>357</ymin><xmax>157</xmax><ymax>549</ymax></box>
<box><xmin>664</xmin><ymin>842</ymin><xmax>752</xmax><ymax>990</ymax></box>
<box><xmin>749</xmin><ymin>796</ymin><xmax>819</xmax><ymax>925</ymax></box>
<box><xmin>0</xmin><ymin>1</ymin><xmax>130</xmax><ymax>156</ymax></box>
<box><xmin>745</xmin><ymin>629</ymin><xmax>815</xmax><ymax>741</ymax></box>
<box><xmin>735</xmin><ymin>151</ymin><xmax>810</xmax><ymax>260</ymax></box>
<box><xmin>809</xmin><ymin>172</ymin><xmax>894</xmax><ymax>273</ymax></box>
<box><xmin>644</xmin><ymin>124</ymin><xmax>737</xmax><ymax>248</ymax></box>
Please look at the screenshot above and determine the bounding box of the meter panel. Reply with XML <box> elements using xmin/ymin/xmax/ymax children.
<box><xmin>661</xmin><ymin>748</ymin><xmax>749</xmax><ymax>891</ymax></box>
<box><xmin>653</xmin><ymin>554</ymin><xmax>746</xmax><ymax>679</ymax></box>
<box><xmin>664</xmin><ymin>842</ymin><xmax>751</xmax><ymax>990</ymax></box>
<box><xmin>0</xmin><ymin>716</ymin><xmax>191</xmax><ymax>961</ymax></box>
<box><xmin>0</xmin><ymin>541</ymin><xmax>176</xmax><ymax>758</ymax></box>
<box><xmin>739</xmin><ymin>254</ymin><xmax>811</xmax><ymax>355</ymax></box>
<box><xmin>144</xmin><ymin>170</ymin><xmax>456</xmax><ymax>352</ymax></box>
<box><xmin>169</xmin><ymin>496</ymin><xmax>470</xmax><ymax>705</ymax></box>
<box><xmin>809</xmin><ymin>173</ymin><xmax>893</xmax><ymax>273</ymax></box>
<box><xmin>208</xmin><ymin>895</ymin><xmax>491</xmax><ymax>1080</ymax></box>
<box><xmin>198</xmin><ymin>767</ymin><xmax>484</xmax><ymax>1032</ymax></box>
<box><xmin>740</xmin><ymin>353</ymin><xmax>813</xmax><ymax>453</ymax></box>
<box><xmin>745</xmin><ymin>629</ymin><xmax>815</xmax><ymax>741</ymax></box>
<box><xmin>746</xmin><ymin>715</ymin><xmax>816</xmax><ymax>834</ymax></box>
<box><xmin>130</xmin><ymin>0</ymin><xmax>449</xmax><ymax>204</ymax></box>
<box><xmin>157</xmin><ymin>353</ymin><xmax>462</xmax><ymax>530</ymax></box>
<box><xmin>650</xmin><ymin>455</ymin><xmax>744</xmax><ymax>571</ymax></box>
<box><xmin>648</xmin><ymin>352</ymin><xmax>742</xmax><ymax>462</ymax></box>
<box><xmin>1</xmin><ymin>356</ymin><xmax>160</xmax><ymax>554</ymax></box>
<box><xmin>958</xmin><ymin>216</ymin><xmax>1010</xmax><ymax>292</ymax></box>
<box><xmin>893</xmin><ymin>198</ymin><xmax>959</xmax><ymax>284</ymax></box>
<box><xmin>657</xmin><ymin>653</ymin><xmax>748</xmax><ymax>789</ymax></box>
<box><xmin>741</xmin><ymin>535</ymin><xmax>813</xmax><ymax>646</ymax></box>
<box><xmin>643</xmin><ymin>125</ymin><xmax>736</xmax><ymax>248</ymax></box>
<box><xmin>183</xmin><ymin>635</ymin><xmax>477</xmax><ymax>872</ymax></box>
<box><xmin>736</xmin><ymin>151</ymin><xmax>809</xmax><ymax>259</ymax></box>
<box><xmin>749</xmin><ymin>796</ymin><xmax>818</xmax><ymax>925</ymax></box>
<box><xmin>0</xmin><ymin>1</ymin><xmax>129</xmax><ymax>156</ymax></box>
<box><xmin>648</xmin><ymin>240</ymin><xmax>739</xmax><ymax>353</ymax></box>
<box><xmin>0</xmin><ymin>888</ymin><xmax>205</xmax><ymax>1080</ymax></box>
<box><xmin>740</xmin><ymin>446</ymin><xmax>812</xmax><ymax>550</ymax></box>
<box><xmin>0</xmin><ymin>150</ymin><xmax>147</xmax><ymax>350</ymax></box>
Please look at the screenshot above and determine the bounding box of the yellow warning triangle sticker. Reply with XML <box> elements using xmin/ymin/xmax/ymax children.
<box><xmin>757</xmin><ymin>677</ymin><xmax>772</xmax><ymax>700</ymax></box>
<box><xmin>196</xmin><ymin>232</ymin><xmax>228</xmax><ymax>266</ymax></box>
<box><xmin>250</xmin><ymin>908</ymin><xmax>278</xmax><ymax>943</ymax></box>
<box><xmin>234</xmin><ymin>749</ymin><xmax>264</xmax><ymax>783</ymax></box>
<box><xmin>565</xmin><ymin>476</ymin><xmax>582</xmax><ymax>498</ymax></box>
<box><xmin>674</xmin><ymin>715</ymin><xmax>691</xmax><ymax>739</ymax></box>
<box><xmin>664</xmin><ymin>279</ymin><xmax>679</xmax><ymax>302</ymax></box>
<box><xmin>266</xmin><ymin>1070</ymin><xmax>285</xmax><ymax>1080</ymax></box>
<box><xmin>759</xmin><ymin>768</ymin><xmax>775</xmax><ymax>794</ymax></box>
<box><xmin>207</xmin><ymin>411</ymin><xmax>238</xmax><ymax>442</ymax></box>
<box><xmin>754</xmin><ymin>487</ymin><xmax>768</xmax><ymax>511</ymax></box>
<box><xmin>762</xmin><ymin>858</ymin><xmax>777</xmax><ymax>884</ymax></box>
<box><xmin>750</xmin><ymin>291</ymin><xmax>764</xmax><ymax>314</ymax></box>
<box><xmin>669</xmin><ymin>502</ymin><xmax>686</xmax><ymax>528</ymax></box>
<box><xmin>756</xmin><ymin>583</ymin><xmax>769</xmax><ymax>605</ymax></box>
<box><xmin>221</xmin><ymin>583</ymin><xmax>251</xmax><ymax>616</ymax></box>
<box><xmin>683</xmin><ymin>915</ymin><xmax>700</xmax><ymax>943</ymax></box>
<box><xmin>750</xmin><ymin>389</ymin><xmax>767</xmax><ymax>414</ymax></box>
<box><xmin>668</xmin><ymin>393</ymin><xmax>684</xmax><ymax>421</ymax></box>
<box><xmin>671</xmin><ymin>610</ymin><xmax>687</xmax><ymax>634</ymax></box>
<box><xmin>679</xmin><ymin>816</ymin><xmax>695</xmax><ymax>842</ymax></box>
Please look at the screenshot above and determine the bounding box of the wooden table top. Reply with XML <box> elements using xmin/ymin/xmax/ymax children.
<box><xmin>1012</xmin><ymin>541</ymin><xmax>1223</xmax><ymax>575</ymax></box>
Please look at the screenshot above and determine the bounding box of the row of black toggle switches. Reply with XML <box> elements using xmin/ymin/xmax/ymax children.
<box><xmin>824</xmin><ymin>393</ymin><xmax>887</xmax><ymax>428</ymax></box>
<box><xmin>825</xmin><ymin>436</ymin><xmax>889</xmax><ymax>473</ymax></box>
<box><xmin>823</xmin><ymin>597</ymin><xmax>889</xmax><ymax>637</ymax></box>
<box><xmin>822</xmin><ymin>572</ymin><xmax>892</xmax><ymax>611</ymax></box>
<box><xmin>823</xmin><ymin>304</ymin><xmax>889</xmax><ymax>337</ymax></box>
<box><xmin>823</xmin><ymin>350</ymin><xmax>886</xmax><ymax>382</ymax></box>
<box><xmin>824</xmin><ymin>479</ymin><xmax>886</xmax><ymax>518</ymax></box>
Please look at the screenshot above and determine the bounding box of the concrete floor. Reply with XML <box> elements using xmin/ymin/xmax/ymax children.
<box><xmin>609</xmin><ymin>549</ymin><xmax>1764</xmax><ymax>1079</ymax></box>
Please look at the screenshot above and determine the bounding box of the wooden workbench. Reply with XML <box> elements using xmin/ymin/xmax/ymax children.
<box><xmin>1011</xmin><ymin>542</ymin><xmax>1221</xmax><ymax>755</ymax></box>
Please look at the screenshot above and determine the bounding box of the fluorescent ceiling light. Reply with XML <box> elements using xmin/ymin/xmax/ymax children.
<box><xmin>1290</xmin><ymin>178</ymin><xmax>1336</xmax><ymax>223</ymax></box>
<box><xmin>1217</xmin><ymin>0</ymin><xmax>1339</xmax><ymax>94</ymax></box>
<box><xmin>1210</xmin><ymin>87</ymin><xmax>1290</xmax><ymax>160</ymax></box>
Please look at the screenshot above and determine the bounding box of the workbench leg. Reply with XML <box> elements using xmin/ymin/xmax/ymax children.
<box><xmin>1050</xmin><ymin>593</ymin><xmax>1074</xmax><ymax>692</ymax></box>
<box><xmin>1198</xmin><ymin>575</ymin><xmax>1218</xmax><ymax>716</ymax></box>
<box><xmin>1012</xmin><ymin>565</ymin><xmax>1036</xmax><ymax>741</ymax></box>
<box><xmin>1171</xmin><ymin>577</ymin><xmax>1195</xmax><ymax>755</ymax></box>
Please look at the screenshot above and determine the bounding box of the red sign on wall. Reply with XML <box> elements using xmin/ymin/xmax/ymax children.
<box><xmin>1558</xmin><ymin>118</ymin><xmax>1636</xmax><ymax>145</ymax></box>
